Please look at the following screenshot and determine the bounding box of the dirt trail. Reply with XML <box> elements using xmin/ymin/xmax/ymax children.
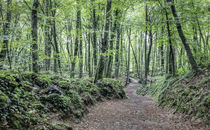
<box><xmin>70</xmin><ymin>79</ymin><xmax>209</xmax><ymax>130</ymax></box>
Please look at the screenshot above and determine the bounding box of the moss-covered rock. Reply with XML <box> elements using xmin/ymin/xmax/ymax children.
<box><xmin>96</xmin><ymin>78</ymin><xmax>127</xmax><ymax>99</ymax></box>
<box><xmin>41</xmin><ymin>94</ymin><xmax>73</xmax><ymax>113</ymax></box>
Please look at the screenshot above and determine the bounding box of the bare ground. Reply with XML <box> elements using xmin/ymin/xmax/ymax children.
<box><xmin>68</xmin><ymin>80</ymin><xmax>209</xmax><ymax>130</ymax></box>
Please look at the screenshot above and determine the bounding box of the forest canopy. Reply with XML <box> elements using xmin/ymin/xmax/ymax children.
<box><xmin>0</xmin><ymin>0</ymin><xmax>209</xmax><ymax>81</ymax></box>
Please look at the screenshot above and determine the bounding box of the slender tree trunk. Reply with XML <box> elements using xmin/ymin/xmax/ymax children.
<box><xmin>160</xmin><ymin>29</ymin><xmax>165</xmax><ymax>75</ymax></box>
<box><xmin>145</xmin><ymin>28</ymin><xmax>153</xmax><ymax>84</ymax></box>
<box><xmin>120</xmin><ymin>27</ymin><xmax>124</xmax><ymax>75</ymax></box>
<box><xmin>114</xmin><ymin>12</ymin><xmax>121</xmax><ymax>78</ymax></box>
<box><xmin>0</xmin><ymin>0</ymin><xmax>12</xmax><ymax>68</ymax></box>
<box><xmin>167</xmin><ymin>0</ymin><xmax>198</xmax><ymax>73</ymax></box>
<box><xmin>106</xmin><ymin>10</ymin><xmax>118</xmax><ymax>78</ymax></box>
<box><xmin>152</xmin><ymin>33</ymin><xmax>157</xmax><ymax>76</ymax></box>
<box><xmin>71</xmin><ymin>2</ymin><xmax>81</xmax><ymax>78</ymax></box>
<box><xmin>92</xmin><ymin>0</ymin><xmax>98</xmax><ymax>73</ymax></box>
<box><xmin>125</xmin><ymin>28</ymin><xmax>131</xmax><ymax>85</ymax></box>
<box><xmin>51</xmin><ymin>1</ymin><xmax>61</xmax><ymax>74</ymax></box>
<box><xmin>166</xmin><ymin>46</ymin><xmax>169</xmax><ymax>74</ymax></box>
<box><xmin>138</xmin><ymin>32</ymin><xmax>143</xmax><ymax>79</ymax></box>
<box><xmin>79</xmin><ymin>11</ymin><xmax>83</xmax><ymax>78</ymax></box>
<box><xmin>44</xmin><ymin>0</ymin><xmax>51</xmax><ymax>71</ymax></box>
<box><xmin>94</xmin><ymin>0</ymin><xmax>112</xmax><ymax>82</ymax></box>
<box><xmin>66</xmin><ymin>19</ymin><xmax>72</xmax><ymax>72</ymax></box>
<box><xmin>131</xmin><ymin>42</ymin><xmax>140</xmax><ymax>78</ymax></box>
<box><xmin>31</xmin><ymin>0</ymin><xmax>39</xmax><ymax>73</ymax></box>
<box><xmin>165</xmin><ymin>9</ymin><xmax>175</xmax><ymax>76</ymax></box>
<box><xmin>88</xmin><ymin>32</ymin><xmax>92</xmax><ymax>77</ymax></box>
<box><xmin>144</xmin><ymin>4</ymin><xmax>148</xmax><ymax>82</ymax></box>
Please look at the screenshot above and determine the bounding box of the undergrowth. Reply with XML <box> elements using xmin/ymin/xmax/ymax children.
<box><xmin>137</xmin><ymin>70</ymin><xmax>210</xmax><ymax>124</ymax></box>
<box><xmin>0</xmin><ymin>70</ymin><xmax>127</xmax><ymax>129</ymax></box>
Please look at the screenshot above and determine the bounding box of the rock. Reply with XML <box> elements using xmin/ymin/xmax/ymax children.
<box><xmin>45</xmin><ymin>85</ymin><xmax>63</xmax><ymax>95</ymax></box>
<box><xmin>194</xmin><ymin>118</ymin><xmax>202</xmax><ymax>124</ymax></box>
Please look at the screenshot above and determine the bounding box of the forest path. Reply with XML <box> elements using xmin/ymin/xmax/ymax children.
<box><xmin>70</xmin><ymin>79</ymin><xmax>208</xmax><ymax>130</ymax></box>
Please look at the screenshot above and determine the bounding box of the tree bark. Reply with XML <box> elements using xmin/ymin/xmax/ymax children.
<box><xmin>71</xmin><ymin>1</ymin><xmax>81</xmax><ymax>78</ymax></box>
<box><xmin>131</xmin><ymin>41</ymin><xmax>140</xmax><ymax>78</ymax></box>
<box><xmin>165</xmin><ymin>9</ymin><xmax>175</xmax><ymax>75</ymax></box>
<box><xmin>31</xmin><ymin>0</ymin><xmax>39</xmax><ymax>73</ymax></box>
<box><xmin>114</xmin><ymin>11</ymin><xmax>121</xmax><ymax>78</ymax></box>
<box><xmin>144</xmin><ymin>4</ymin><xmax>148</xmax><ymax>83</ymax></box>
<box><xmin>94</xmin><ymin>0</ymin><xmax>111</xmax><ymax>82</ymax></box>
<box><xmin>92</xmin><ymin>0</ymin><xmax>98</xmax><ymax>73</ymax></box>
<box><xmin>106</xmin><ymin>10</ymin><xmax>119</xmax><ymax>78</ymax></box>
<box><xmin>44</xmin><ymin>0</ymin><xmax>51</xmax><ymax>71</ymax></box>
<box><xmin>51</xmin><ymin>0</ymin><xmax>61</xmax><ymax>74</ymax></box>
<box><xmin>125</xmin><ymin>28</ymin><xmax>131</xmax><ymax>85</ymax></box>
<box><xmin>167</xmin><ymin>0</ymin><xmax>198</xmax><ymax>72</ymax></box>
<box><xmin>88</xmin><ymin>32</ymin><xmax>92</xmax><ymax>77</ymax></box>
<box><xmin>79</xmin><ymin>8</ymin><xmax>83</xmax><ymax>78</ymax></box>
<box><xmin>145</xmin><ymin>28</ymin><xmax>153</xmax><ymax>84</ymax></box>
<box><xmin>160</xmin><ymin>27</ymin><xmax>164</xmax><ymax>75</ymax></box>
<box><xmin>0</xmin><ymin>0</ymin><xmax>12</xmax><ymax>68</ymax></box>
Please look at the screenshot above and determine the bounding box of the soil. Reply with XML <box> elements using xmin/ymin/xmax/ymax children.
<box><xmin>68</xmin><ymin>79</ymin><xmax>209</xmax><ymax>130</ymax></box>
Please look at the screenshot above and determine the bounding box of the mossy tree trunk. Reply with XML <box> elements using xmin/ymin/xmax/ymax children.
<box><xmin>31</xmin><ymin>0</ymin><xmax>39</xmax><ymax>73</ymax></box>
<box><xmin>94</xmin><ymin>0</ymin><xmax>112</xmax><ymax>82</ymax></box>
<box><xmin>44</xmin><ymin>0</ymin><xmax>51</xmax><ymax>71</ymax></box>
<box><xmin>71</xmin><ymin>0</ymin><xmax>81</xmax><ymax>78</ymax></box>
<box><xmin>114</xmin><ymin>10</ymin><xmax>121</xmax><ymax>78</ymax></box>
<box><xmin>106</xmin><ymin>9</ymin><xmax>119</xmax><ymax>78</ymax></box>
<box><xmin>125</xmin><ymin>28</ymin><xmax>131</xmax><ymax>85</ymax></box>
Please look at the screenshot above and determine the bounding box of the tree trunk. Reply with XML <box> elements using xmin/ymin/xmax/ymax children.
<box><xmin>165</xmin><ymin>9</ymin><xmax>175</xmax><ymax>76</ymax></box>
<box><xmin>0</xmin><ymin>0</ymin><xmax>12</xmax><ymax>68</ymax></box>
<box><xmin>167</xmin><ymin>0</ymin><xmax>198</xmax><ymax>73</ymax></box>
<box><xmin>144</xmin><ymin>4</ymin><xmax>148</xmax><ymax>83</ymax></box>
<box><xmin>44</xmin><ymin>0</ymin><xmax>51</xmax><ymax>71</ymax></box>
<box><xmin>94</xmin><ymin>0</ymin><xmax>111</xmax><ymax>82</ymax></box>
<box><xmin>138</xmin><ymin>32</ymin><xmax>143</xmax><ymax>79</ymax></box>
<box><xmin>88</xmin><ymin>32</ymin><xmax>92</xmax><ymax>77</ymax></box>
<box><xmin>160</xmin><ymin>27</ymin><xmax>164</xmax><ymax>75</ymax></box>
<box><xmin>120</xmin><ymin>27</ymin><xmax>124</xmax><ymax>75</ymax></box>
<box><xmin>31</xmin><ymin>0</ymin><xmax>39</xmax><ymax>73</ymax></box>
<box><xmin>92</xmin><ymin>0</ymin><xmax>98</xmax><ymax>73</ymax></box>
<box><xmin>131</xmin><ymin>42</ymin><xmax>140</xmax><ymax>78</ymax></box>
<box><xmin>145</xmin><ymin>28</ymin><xmax>153</xmax><ymax>84</ymax></box>
<box><xmin>106</xmin><ymin>10</ymin><xmax>119</xmax><ymax>78</ymax></box>
<box><xmin>51</xmin><ymin>0</ymin><xmax>61</xmax><ymax>74</ymax></box>
<box><xmin>114</xmin><ymin>11</ymin><xmax>121</xmax><ymax>78</ymax></box>
<box><xmin>125</xmin><ymin>28</ymin><xmax>131</xmax><ymax>85</ymax></box>
<box><xmin>71</xmin><ymin>1</ymin><xmax>81</xmax><ymax>78</ymax></box>
<box><xmin>79</xmin><ymin>10</ymin><xmax>83</xmax><ymax>78</ymax></box>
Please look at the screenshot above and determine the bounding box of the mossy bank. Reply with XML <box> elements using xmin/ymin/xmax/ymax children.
<box><xmin>137</xmin><ymin>70</ymin><xmax>210</xmax><ymax>124</ymax></box>
<box><xmin>0</xmin><ymin>70</ymin><xmax>127</xmax><ymax>129</ymax></box>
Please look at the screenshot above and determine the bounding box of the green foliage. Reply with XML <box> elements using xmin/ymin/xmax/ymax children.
<box><xmin>137</xmin><ymin>72</ymin><xmax>210</xmax><ymax>124</ymax></box>
<box><xmin>0</xmin><ymin>90</ymin><xmax>9</xmax><ymax>109</ymax></box>
<box><xmin>96</xmin><ymin>78</ymin><xmax>127</xmax><ymax>99</ymax></box>
<box><xmin>0</xmin><ymin>71</ymin><xmax>126</xmax><ymax>129</ymax></box>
